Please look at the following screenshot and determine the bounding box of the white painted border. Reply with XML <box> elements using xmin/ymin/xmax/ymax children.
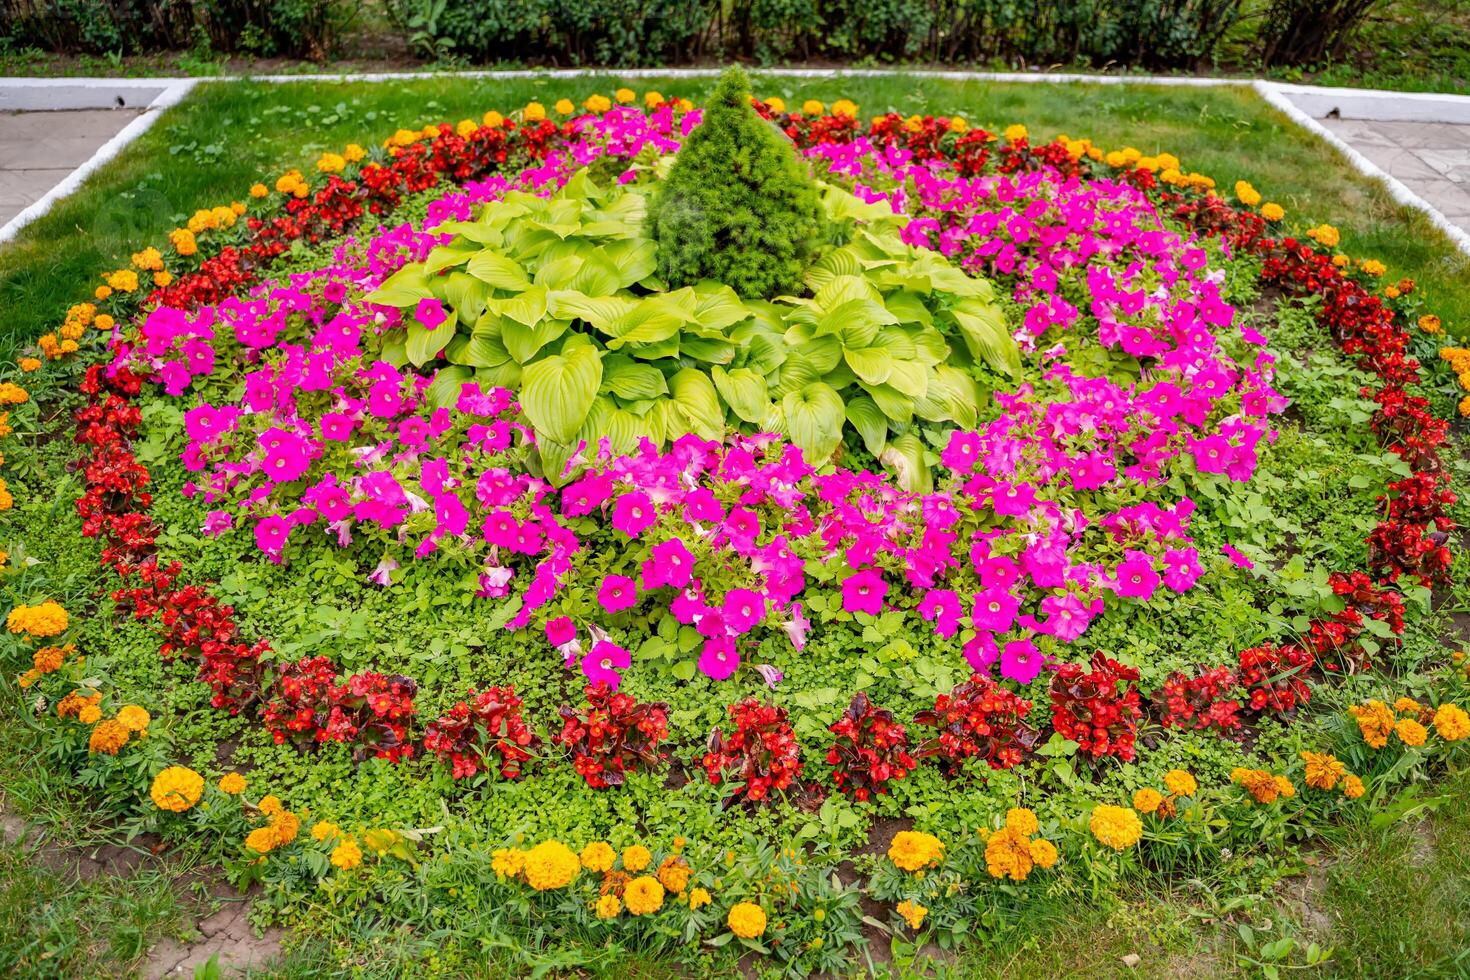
<box><xmin>0</xmin><ymin>79</ymin><xmax>196</xmax><ymax>246</ymax></box>
<box><xmin>0</xmin><ymin>70</ymin><xmax>1467</xmax><ymax>259</ymax></box>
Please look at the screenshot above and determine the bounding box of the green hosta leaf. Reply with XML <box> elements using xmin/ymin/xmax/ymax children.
<box><xmin>797</xmin><ymin>336</ymin><xmax>843</xmax><ymax>374</ymax></box>
<box><xmin>783</xmin><ymin>382</ymin><xmax>845</xmax><ymax>464</ymax></box>
<box><xmin>603</xmin><ymin>357</ymin><xmax>669</xmax><ymax>400</ymax></box>
<box><xmin>519</xmin><ymin>338</ymin><xmax>604</xmax><ymax>444</ymax></box>
<box><xmin>885</xmin><ymin>359</ymin><xmax>930</xmax><ymax>399</ymax></box>
<box><xmin>883</xmin><ymin>290</ymin><xmax>934</xmax><ymax>326</ymax></box>
<box><xmin>465</xmin><ymin>252</ymin><xmax>531</xmax><ymax>291</ymax></box>
<box><xmin>711</xmin><ymin>366</ymin><xmax>771</xmax><ymax>424</ymax></box>
<box><xmin>363</xmin><ymin>265</ymin><xmax>432</xmax><ymax>308</ymax></box>
<box><xmin>679</xmin><ymin>337</ymin><xmax>737</xmax><ymax>364</ymax></box>
<box><xmin>425</xmin><ymin>366</ymin><xmax>472</xmax><ymax>409</ymax></box>
<box><xmin>862</xmin><ymin>382</ymin><xmax>915</xmax><ymax>426</ymax></box>
<box><xmin>670</xmin><ymin>369</ymin><xmax>724</xmax><ymax>440</ymax></box>
<box><xmin>441</xmin><ymin>272</ymin><xmax>487</xmax><ymax>326</ymax></box>
<box><xmin>494</xmin><ymin>284</ymin><xmax>548</xmax><ymax>326</ymax></box>
<box><xmin>816</xmin><ymin>298</ymin><xmax>897</xmax><ymax>348</ymax></box>
<box><xmin>951</xmin><ymin>299</ymin><xmax>1020</xmax><ymax>377</ymax></box>
<box><xmin>547</xmin><ymin>291</ymin><xmax>639</xmax><ymax>329</ymax></box>
<box><xmin>845</xmin><ymin>395</ymin><xmax>888</xmax><ymax>458</ymax></box>
<box><xmin>911</xmin><ymin>325</ymin><xmax>950</xmax><ymax>365</ymax></box>
<box><xmin>803</xmin><ymin>244</ymin><xmax>863</xmax><ymax>293</ymax></box>
<box><xmin>503</xmin><ymin>317</ymin><xmax>570</xmax><ymax>364</ymax></box>
<box><xmin>843</xmin><ymin>345</ymin><xmax>894</xmax><ymax>386</ymax></box>
<box><xmin>406</xmin><ymin>324</ymin><xmax>451</xmax><ymax>367</ymax></box>
<box><xmin>535</xmin><ymin>438</ymin><xmax>580</xmax><ymax>486</ymax></box>
<box><xmin>813</xmin><ymin>274</ymin><xmax>882</xmax><ymax>312</ymax></box>
<box><xmin>475</xmin><ymin>360</ymin><xmax>522</xmax><ymax>388</ymax></box>
<box><xmin>880</xmin><ymin>431</ymin><xmax>932</xmax><ymax>493</ymax></box>
<box><xmin>569</xmin><ymin>250</ymin><xmax>623</xmax><ymax>295</ymax></box>
<box><xmin>771</xmin><ymin>353</ymin><xmax>821</xmax><ymax>398</ymax></box>
<box><xmin>424</xmin><ymin>241</ymin><xmax>478</xmax><ymax>276</ymax></box>
<box><xmin>604</xmin><ymin>238</ymin><xmax>658</xmax><ymax>285</ymax></box>
<box><xmin>647</xmin><ymin>398</ymin><xmax>689</xmax><ymax>442</ymax></box>
<box><xmin>534</xmin><ymin>254</ymin><xmax>584</xmax><ymax>289</ymax></box>
<box><xmin>604</xmin><ymin>295</ymin><xmax>695</xmax><ymax>349</ymax></box>
<box><xmin>691</xmin><ymin>281</ymin><xmax>751</xmax><ymax>332</ymax></box>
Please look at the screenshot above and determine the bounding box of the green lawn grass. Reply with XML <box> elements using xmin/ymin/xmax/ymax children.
<box><xmin>1</xmin><ymin>73</ymin><xmax>1468</xmax><ymax>366</ymax></box>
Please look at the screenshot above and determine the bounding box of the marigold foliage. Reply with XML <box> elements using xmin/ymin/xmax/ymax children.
<box><xmin>646</xmin><ymin>66</ymin><xmax>825</xmax><ymax>299</ymax></box>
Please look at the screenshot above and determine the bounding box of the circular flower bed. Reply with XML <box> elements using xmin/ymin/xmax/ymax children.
<box><xmin>2</xmin><ymin>74</ymin><xmax>1467</xmax><ymax>970</ymax></box>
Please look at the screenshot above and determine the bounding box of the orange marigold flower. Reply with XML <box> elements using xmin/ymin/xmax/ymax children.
<box><xmin>1395</xmin><ymin>718</ymin><xmax>1427</xmax><ymax>747</ymax></box>
<box><xmin>88</xmin><ymin>718</ymin><xmax>130</xmax><ymax>754</ymax></box>
<box><xmin>1301</xmin><ymin>751</ymin><xmax>1345</xmax><ymax>790</ymax></box>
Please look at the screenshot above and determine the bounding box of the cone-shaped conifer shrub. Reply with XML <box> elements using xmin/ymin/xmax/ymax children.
<box><xmin>646</xmin><ymin>65</ymin><xmax>826</xmax><ymax>299</ymax></box>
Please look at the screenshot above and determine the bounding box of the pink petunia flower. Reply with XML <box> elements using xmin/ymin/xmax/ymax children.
<box><xmin>841</xmin><ymin>568</ymin><xmax>887</xmax><ymax>616</ymax></box>
<box><xmin>597</xmin><ymin>574</ymin><xmax>639</xmax><ymax>614</ymax></box>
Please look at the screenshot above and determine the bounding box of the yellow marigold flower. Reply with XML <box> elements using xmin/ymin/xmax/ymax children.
<box><xmin>523</xmin><ymin>840</ymin><xmax>579</xmax><ymax>890</ymax></box>
<box><xmin>105</xmin><ymin>269</ymin><xmax>138</xmax><ymax>292</ymax></box>
<box><xmin>1350</xmin><ymin>700</ymin><xmax>1396</xmax><ymax>749</ymax></box>
<box><xmin>801</xmin><ymin>99</ymin><xmax>824</xmax><ymax>116</ymax></box>
<box><xmin>949</xmin><ymin>116</ymin><xmax>969</xmax><ymax>134</ymax></box>
<box><xmin>1274</xmin><ymin>776</ymin><xmax>1295</xmax><ymax>798</ymax></box>
<box><xmin>1132</xmin><ymin>788</ymin><xmax>1164</xmax><ymax>814</ymax></box>
<box><xmin>622</xmin><ymin>844</ymin><xmax>652</xmax><ymax>873</ymax></box>
<box><xmin>1260</xmin><ymin>202</ymin><xmax>1284</xmax><ymax>221</ymax></box>
<box><xmin>116</xmin><ymin>704</ymin><xmax>150</xmax><ymax>733</ymax></box>
<box><xmin>331</xmin><ymin>838</ymin><xmax>363</xmax><ymax>870</ymax></box>
<box><xmin>455</xmin><ymin>118</ymin><xmax>477</xmax><ymax>137</ymax></box>
<box><xmin>343</xmin><ymin>143</ymin><xmax>365</xmax><ymax>163</ymax></box>
<box><xmin>269</xmin><ymin>810</ymin><xmax>300</xmax><ymax>847</ymax></box>
<box><xmin>595</xmin><ymin>893</ymin><xmax>621</xmax><ymax>918</ymax></box>
<box><xmin>8</xmin><ymin>600</ymin><xmax>70</xmax><ymax>638</ymax></box>
<box><xmin>1343</xmin><ymin>774</ymin><xmax>1366</xmax><ymax>799</ymax></box>
<box><xmin>887</xmin><ymin>830</ymin><xmax>944</xmax><ymax>872</ymax></box>
<box><xmin>1235</xmin><ymin>180</ymin><xmax>1261</xmax><ymax>206</ymax></box>
<box><xmin>59</xmin><ymin>339</ymin><xmax>78</xmax><ymax>355</ymax></box>
<box><xmin>78</xmin><ymin>703</ymin><xmax>102</xmax><ymax>724</ymax></box>
<box><xmin>1301</xmin><ymin>751</ymin><xmax>1346</xmax><ymax>790</ymax></box>
<box><xmin>1331</xmin><ymin>253</ymin><xmax>1349</xmax><ymax>267</ymax></box>
<box><xmin>56</xmin><ymin>690</ymin><xmax>99</xmax><ymax>719</ymax></box>
<box><xmin>317</xmin><ymin>152</ymin><xmax>346</xmax><ymax>173</ymax></box>
<box><xmin>1396</xmin><ymin>718</ymin><xmax>1428</xmax><ymax>747</ymax></box>
<box><xmin>554</xmin><ymin>98</ymin><xmax>574</xmax><ymax>115</ymax></box>
<box><xmin>727</xmin><ymin>901</ymin><xmax>767</xmax><ymax>939</ymax></box>
<box><xmin>491</xmin><ymin>847</ymin><xmax>523</xmax><ymax>878</ymax></box>
<box><xmin>218</xmin><ymin>772</ymin><xmax>246</xmax><ymax>795</ymax></box>
<box><xmin>1029</xmin><ymin>837</ymin><xmax>1058</xmax><ymax>868</ymax></box>
<box><xmin>89</xmin><ymin>718</ymin><xmax>130</xmax><ymax>754</ymax></box>
<box><xmin>311</xmin><ymin>820</ymin><xmax>340</xmax><ymax>842</ymax></box>
<box><xmin>186</xmin><ymin>209</ymin><xmax>214</xmax><ymax>234</ymax></box>
<box><xmin>523</xmin><ymin>102</ymin><xmax>546</xmax><ymax>122</ymax></box>
<box><xmin>131</xmin><ymin>246</ymin><xmax>163</xmax><ymax>271</ymax></box>
<box><xmin>1157</xmin><ymin>152</ymin><xmax>1180</xmax><ymax>170</ymax></box>
<box><xmin>1385</xmin><ymin>285</ymin><xmax>1401</xmax><ymax>299</ymax></box>
<box><xmin>94</xmin><ymin>285</ymin><xmax>112</xmax><ymax>300</ymax></box>
<box><xmin>258</xmin><ymin>794</ymin><xmax>284</xmax><ymax>817</ymax></box>
<box><xmin>95</xmin><ymin>313</ymin><xmax>114</xmax><ymax>331</ymax></box>
<box><xmin>831</xmin><ymin>99</ymin><xmax>858</xmax><ymax>118</ymax></box>
<box><xmin>1306</xmin><ymin>224</ymin><xmax>1340</xmax><ymax>248</ymax></box>
<box><xmin>985</xmin><ymin>826</ymin><xmax>1034</xmax><ymax>881</ymax></box>
<box><xmin>1004</xmin><ymin>807</ymin><xmax>1039</xmax><ymax>836</ymax></box>
<box><xmin>624</xmin><ymin>875</ymin><xmax>665</xmax><ymax>915</ymax></box>
<box><xmin>245</xmin><ymin>826</ymin><xmax>279</xmax><ymax>853</ymax></box>
<box><xmin>1361</xmin><ymin>258</ymin><xmax>1386</xmax><ymax>276</ymax></box>
<box><xmin>688</xmin><ymin>886</ymin><xmax>712</xmax><ymax>910</ymax></box>
<box><xmin>19</xmin><ymin>357</ymin><xmax>40</xmax><ymax>372</ymax></box>
<box><xmin>1393</xmin><ymin>697</ymin><xmax>1421</xmax><ymax>715</ymax></box>
<box><xmin>583</xmin><ymin>94</ymin><xmax>611</xmax><ymax>113</ymax></box>
<box><xmin>614</xmin><ymin>88</ymin><xmax>635</xmax><ymax>104</ymax></box>
<box><xmin>1432</xmin><ymin>703</ymin><xmax>1469</xmax><ymax>741</ymax></box>
<box><xmin>1163</xmin><ymin>770</ymin><xmax>1197</xmax><ymax>797</ymax></box>
<box><xmin>580</xmin><ymin>841</ymin><xmax>616</xmax><ymax>872</ymax></box>
<box><xmin>896</xmin><ymin>899</ymin><xmax>927</xmax><ymax>930</ymax></box>
<box><xmin>657</xmin><ymin>855</ymin><xmax>690</xmax><ymax>894</ymax></box>
<box><xmin>0</xmin><ymin>383</ymin><xmax>27</xmax><ymax>405</ymax></box>
<box><xmin>1418</xmin><ymin>314</ymin><xmax>1442</xmax><ymax>334</ymax></box>
<box><xmin>1089</xmin><ymin>805</ymin><xmax>1143</xmax><ymax>850</ymax></box>
<box><xmin>17</xmin><ymin>669</ymin><xmax>38</xmax><ymax>688</ymax></box>
<box><xmin>153</xmin><ymin>271</ymin><xmax>172</xmax><ymax>288</ymax></box>
<box><xmin>765</xmin><ymin>96</ymin><xmax>785</xmax><ymax>114</ymax></box>
<box><xmin>645</xmin><ymin>91</ymin><xmax>666</xmax><ymax>109</ymax></box>
<box><xmin>250</xmin><ymin>183</ymin><xmax>269</xmax><ymax>198</ymax></box>
<box><xmin>1460</xmin><ymin>395</ymin><xmax>1470</xmax><ymax>417</ymax></box>
<box><xmin>170</xmin><ymin>228</ymin><xmax>197</xmax><ymax>256</ymax></box>
<box><xmin>32</xmin><ymin>644</ymin><xmax>66</xmax><ymax>673</ymax></box>
<box><xmin>483</xmin><ymin>110</ymin><xmax>505</xmax><ymax>128</ymax></box>
<box><xmin>151</xmin><ymin>766</ymin><xmax>204</xmax><ymax>812</ymax></box>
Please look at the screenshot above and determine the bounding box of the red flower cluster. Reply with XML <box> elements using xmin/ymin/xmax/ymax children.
<box><xmin>555</xmin><ymin>683</ymin><xmax>669</xmax><ymax>789</ymax></box>
<box><xmin>423</xmin><ymin>686</ymin><xmax>540</xmax><ymax>779</ymax></box>
<box><xmin>1237</xmin><ymin>642</ymin><xmax>1313</xmax><ymax>716</ymax></box>
<box><xmin>262</xmin><ymin>658</ymin><xmax>418</xmax><ymax>762</ymax></box>
<box><xmin>1049</xmin><ymin>651</ymin><xmax>1143</xmax><ymax>761</ymax></box>
<box><xmin>913</xmin><ymin>673</ymin><xmax>1040</xmax><ymax>772</ymax></box>
<box><xmin>700</xmin><ymin>698</ymin><xmax>803</xmax><ymax>804</ymax></box>
<box><xmin>826</xmin><ymin>692</ymin><xmax>918</xmax><ymax>801</ymax></box>
<box><xmin>1156</xmin><ymin>665</ymin><xmax>1243</xmax><ymax>734</ymax></box>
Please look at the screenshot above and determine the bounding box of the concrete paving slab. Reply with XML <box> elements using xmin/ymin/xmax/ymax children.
<box><xmin>1318</xmin><ymin>116</ymin><xmax>1470</xmax><ymax>240</ymax></box>
<box><xmin>0</xmin><ymin>108</ymin><xmax>143</xmax><ymax>217</ymax></box>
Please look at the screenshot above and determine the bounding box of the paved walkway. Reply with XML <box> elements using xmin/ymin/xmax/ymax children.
<box><xmin>0</xmin><ymin>108</ymin><xmax>142</xmax><ymax>226</ymax></box>
<box><xmin>1319</xmin><ymin>118</ymin><xmax>1470</xmax><ymax>236</ymax></box>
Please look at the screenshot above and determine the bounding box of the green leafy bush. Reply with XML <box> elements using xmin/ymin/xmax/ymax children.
<box><xmin>646</xmin><ymin>66</ymin><xmax>827</xmax><ymax>301</ymax></box>
<box><xmin>0</xmin><ymin>0</ymin><xmax>351</xmax><ymax>56</ymax></box>
<box><xmin>365</xmin><ymin>167</ymin><xmax>1015</xmax><ymax>483</ymax></box>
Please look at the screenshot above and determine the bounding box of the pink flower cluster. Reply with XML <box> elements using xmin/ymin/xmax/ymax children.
<box><xmin>115</xmin><ymin>110</ymin><xmax>1284</xmax><ymax>695</ymax></box>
